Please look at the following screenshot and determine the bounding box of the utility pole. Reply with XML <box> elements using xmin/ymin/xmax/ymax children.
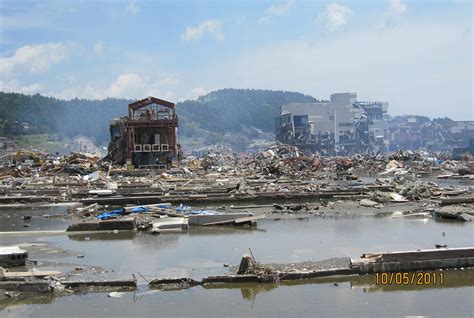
<box><xmin>334</xmin><ymin>109</ymin><xmax>337</xmax><ymax>156</ymax></box>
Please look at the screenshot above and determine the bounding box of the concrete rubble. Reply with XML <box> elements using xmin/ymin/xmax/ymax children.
<box><xmin>0</xmin><ymin>246</ymin><xmax>28</xmax><ymax>267</ymax></box>
<box><xmin>0</xmin><ymin>143</ymin><xmax>472</xmax><ymax>223</ymax></box>
<box><xmin>0</xmin><ymin>143</ymin><xmax>472</xmax><ymax>302</ymax></box>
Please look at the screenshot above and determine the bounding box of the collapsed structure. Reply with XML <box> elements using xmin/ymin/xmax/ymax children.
<box><xmin>108</xmin><ymin>97</ymin><xmax>179</xmax><ymax>169</ymax></box>
<box><xmin>389</xmin><ymin>116</ymin><xmax>474</xmax><ymax>154</ymax></box>
<box><xmin>275</xmin><ymin>93</ymin><xmax>389</xmax><ymax>155</ymax></box>
<box><xmin>276</xmin><ymin>92</ymin><xmax>473</xmax><ymax>156</ymax></box>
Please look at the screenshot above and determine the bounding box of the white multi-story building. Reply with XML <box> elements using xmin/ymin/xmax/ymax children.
<box><xmin>276</xmin><ymin>93</ymin><xmax>389</xmax><ymax>155</ymax></box>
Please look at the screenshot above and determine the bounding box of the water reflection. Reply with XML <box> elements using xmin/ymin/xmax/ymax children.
<box><xmin>0</xmin><ymin>293</ymin><xmax>55</xmax><ymax>311</ymax></box>
<box><xmin>0</xmin><ymin>206</ymin><xmax>70</xmax><ymax>232</ymax></box>
<box><xmin>1</xmin><ymin>271</ymin><xmax>473</xmax><ymax>314</ymax></box>
<box><xmin>203</xmin><ymin>283</ymin><xmax>278</xmax><ymax>302</ymax></box>
<box><xmin>67</xmin><ymin>231</ymin><xmax>136</xmax><ymax>241</ymax></box>
<box><xmin>280</xmin><ymin>269</ymin><xmax>474</xmax><ymax>292</ymax></box>
<box><xmin>201</xmin><ymin>269</ymin><xmax>474</xmax><ymax>303</ymax></box>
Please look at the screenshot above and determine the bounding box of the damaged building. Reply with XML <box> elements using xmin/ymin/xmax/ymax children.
<box><xmin>108</xmin><ymin>97</ymin><xmax>179</xmax><ymax>169</ymax></box>
<box><xmin>276</xmin><ymin>93</ymin><xmax>389</xmax><ymax>155</ymax></box>
<box><xmin>0</xmin><ymin>137</ymin><xmax>16</xmax><ymax>166</ymax></box>
<box><xmin>389</xmin><ymin>116</ymin><xmax>474</xmax><ymax>154</ymax></box>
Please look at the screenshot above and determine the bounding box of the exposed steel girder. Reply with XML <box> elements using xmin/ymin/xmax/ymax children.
<box><xmin>128</xmin><ymin>96</ymin><xmax>175</xmax><ymax>112</ymax></box>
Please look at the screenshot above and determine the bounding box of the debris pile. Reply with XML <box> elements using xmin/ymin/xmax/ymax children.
<box><xmin>44</xmin><ymin>152</ymin><xmax>106</xmax><ymax>175</ymax></box>
<box><xmin>0</xmin><ymin>152</ymin><xmax>106</xmax><ymax>179</ymax></box>
<box><xmin>66</xmin><ymin>203</ymin><xmax>259</xmax><ymax>233</ymax></box>
<box><xmin>0</xmin><ymin>144</ymin><xmax>472</xmax><ymax>213</ymax></box>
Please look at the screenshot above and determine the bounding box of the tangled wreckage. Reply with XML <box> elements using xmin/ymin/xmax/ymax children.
<box><xmin>0</xmin><ymin>142</ymin><xmax>473</xmax><ymax>215</ymax></box>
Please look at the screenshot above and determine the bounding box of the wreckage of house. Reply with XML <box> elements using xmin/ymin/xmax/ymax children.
<box><xmin>275</xmin><ymin>93</ymin><xmax>389</xmax><ymax>155</ymax></box>
<box><xmin>389</xmin><ymin>116</ymin><xmax>474</xmax><ymax>154</ymax></box>
<box><xmin>108</xmin><ymin>96</ymin><xmax>179</xmax><ymax>169</ymax></box>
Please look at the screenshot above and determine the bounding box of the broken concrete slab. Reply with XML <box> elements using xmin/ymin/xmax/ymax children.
<box><xmin>458</xmin><ymin>213</ymin><xmax>474</xmax><ymax>222</ymax></box>
<box><xmin>66</xmin><ymin>219</ymin><xmax>135</xmax><ymax>232</ymax></box>
<box><xmin>0</xmin><ymin>246</ymin><xmax>28</xmax><ymax>267</ymax></box>
<box><xmin>188</xmin><ymin>212</ymin><xmax>254</xmax><ymax>226</ymax></box>
<box><xmin>62</xmin><ymin>279</ymin><xmax>137</xmax><ymax>289</ymax></box>
<box><xmin>278</xmin><ymin>268</ymin><xmax>356</xmax><ymax>281</ymax></box>
<box><xmin>151</xmin><ymin>217</ymin><xmax>188</xmax><ymax>231</ymax></box>
<box><xmin>202</xmin><ymin>274</ymin><xmax>265</xmax><ymax>284</ymax></box>
<box><xmin>0</xmin><ymin>281</ymin><xmax>50</xmax><ymax>292</ymax></box>
<box><xmin>148</xmin><ymin>277</ymin><xmax>201</xmax><ymax>290</ymax></box>
<box><xmin>1</xmin><ymin>270</ymin><xmax>61</xmax><ymax>279</ymax></box>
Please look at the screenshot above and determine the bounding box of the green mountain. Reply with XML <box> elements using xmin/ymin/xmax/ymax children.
<box><xmin>0</xmin><ymin>89</ymin><xmax>317</xmax><ymax>150</ymax></box>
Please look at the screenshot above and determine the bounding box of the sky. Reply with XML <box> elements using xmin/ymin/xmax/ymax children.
<box><xmin>0</xmin><ymin>0</ymin><xmax>472</xmax><ymax>119</ymax></box>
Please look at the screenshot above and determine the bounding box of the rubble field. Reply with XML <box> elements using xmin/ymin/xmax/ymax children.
<box><xmin>0</xmin><ymin>143</ymin><xmax>473</xmax><ymax>305</ymax></box>
<box><xmin>1</xmin><ymin>144</ymin><xmax>473</xmax><ymax>223</ymax></box>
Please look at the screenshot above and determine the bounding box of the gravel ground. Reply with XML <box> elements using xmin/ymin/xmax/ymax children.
<box><xmin>267</xmin><ymin>257</ymin><xmax>352</xmax><ymax>272</ymax></box>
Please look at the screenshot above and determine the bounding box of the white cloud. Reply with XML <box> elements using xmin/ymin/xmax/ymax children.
<box><xmin>0</xmin><ymin>80</ymin><xmax>41</xmax><ymax>94</ymax></box>
<box><xmin>258</xmin><ymin>0</ymin><xmax>295</xmax><ymax>24</ymax></box>
<box><xmin>383</xmin><ymin>0</ymin><xmax>407</xmax><ymax>27</ymax></box>
<box><xmin>0</xmin><ymin>42</ymin><xmax>74</xmax><ymax>77</ymax></box>
<box><xmin>389</xmin><ymin>0</ymin><xmax>407</xmax><ymax>16</ymax></box>
<box><xmin>181</xmin><ymin>19</ymin><xmax>224</xmax><ymax>42</ymax></box>
<box><xmin>191</xmin><ymin>87</ymin><xmax>207</xmax><ymax>98</ymax></box>
<box><xmin>106</xmin><ymin>73</ymin><xmax>143</xmax><ymax>97</ymax></box>
<box><xmin>125</xmin><ymin>1</ymin><xmax>140</xmax><ymax>15</ymax></box>
<box><xmin>192</xmin><ymin>21</ymin><xmax>471</xmax><ymax>120</ymax></box>
<box><xmin>49</xmin><ymin>74</ymin><xmax>144</xmax><ymax>100</ymax></box>
<box><xmin>51</xmin><ymin>87</ymin><xmax>78</xmax><ymax>100</ymax></box>
<box><xmin>322</xmin><ymin>3</ymin><xmax>352</xmax><ymax>31</ymax></box>
<box><xmin>93</xmin><ymin>41</ymin><xmax>104</xmax><ymax>54</ymax></box>
<box><xmin>48</xmin><ymin>73</ymin><xmax>179</xmax><ymax>100</ymax></box>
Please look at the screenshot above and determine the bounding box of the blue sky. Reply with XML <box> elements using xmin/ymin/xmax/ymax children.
<box><xmin>0</xmin><ymin>0</ymin><xmax>472</xmax><ymax>119</ymax></box>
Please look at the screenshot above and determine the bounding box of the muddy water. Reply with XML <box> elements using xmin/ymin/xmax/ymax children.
<box><xmin>0</xmin><ymin>205</ymin><xmax>71</xmax><ymax>232</ymax></box>
<box><xmin>1</xmin><ymin>206</ymin><xmax>473</xmax><ymax>317</ymax></box>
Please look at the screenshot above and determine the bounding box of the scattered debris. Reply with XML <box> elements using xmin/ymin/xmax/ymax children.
<box><xmin>108</xmin><ymin>291</ymin><xmax>125</xmax><ymax>298</ymax></box>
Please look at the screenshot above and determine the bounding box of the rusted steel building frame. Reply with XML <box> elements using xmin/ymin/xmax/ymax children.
<box><xmin>124</xmin><ymin>97</ymin><xmax>178</xmax><ymax>166</ymax></box>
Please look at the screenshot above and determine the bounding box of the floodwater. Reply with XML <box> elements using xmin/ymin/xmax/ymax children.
<box><xmin>1</xmin><ymin>205</ymin><xmax>473</xmax><ymax>317</ymax></box>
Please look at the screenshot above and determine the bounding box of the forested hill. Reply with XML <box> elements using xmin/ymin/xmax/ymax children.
<box><xmin>178</xmin><ymin>89</ymin><xmax>317</xmax><ymax>136</ymax></box>
<box><xmin>0</xmin><ymin>92</ymin><xmax>129</xmax><ymax>144</ymax></box>
<box><xmin>0</xmin><ymin>88</ymin><xmax>317</xmax><ymax>146</ymax></box>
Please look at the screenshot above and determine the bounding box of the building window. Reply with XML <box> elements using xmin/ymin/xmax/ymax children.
<box><xmin>293</xmin><ymin>115</ymin><xmax>309</xmax><ymax>127</ymax></box>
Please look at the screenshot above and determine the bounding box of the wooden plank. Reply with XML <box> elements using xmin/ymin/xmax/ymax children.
<box><xmin>234</xmin><ymin>215</ymin><xmax>265</xmax><ymax>224</ymax></box>
<box><xmin>201</xmin><ymin>219</ymin><xmax>236</xmax><ymax>226</ymax></box>
<box><xmin>440</xmin><ymin>196</ymin><xmax>474</xmax><ymax>206</ymax></box>
<box><xmin>202</xmin><ymin>215</ymin><xmax>264</xmax><ymax>226</ymax></box>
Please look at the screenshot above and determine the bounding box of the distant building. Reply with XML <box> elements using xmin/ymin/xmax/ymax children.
<box><xmin>0</xmin><ymin>137</ymin><xmax>16</xmax><ymax>152</ymax></box>
<box><xmin>389</xmin><ymin>116</ymin><xmax>474</xmax><ymax>153</ymax></box>
<box><xmin>60</xmin><ymin>136</ymin><xmax>101</xmax><ymax>155</ymax></box>
<box><xmin>0</xmin><ymin>136</ymin><xmax>17</xmax><ymax>166</ymax></box>
<box><xmin>276</xmin><ymin>93</ymin><xmax>389</xmax><ymax>155</ymax></box>
<box><xmin>355</xmin><ymin>100</ymin><xmax>389</xmax><ymax>154</ymax></box>
<box><xmin>388</xmin><ymin>116</ymin><xmax>432</xmax><ymax>151</ymax></box>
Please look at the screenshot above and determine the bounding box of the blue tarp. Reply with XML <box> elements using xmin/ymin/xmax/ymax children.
<box><xmin>96</xmin><ymin>206</ymin><xmax>150</xmax><ymax>220</ymax></box>
<box><xmin>185</xmin><ymin>210</ymin><xmax>221</xmax><ymax>215</ymax></box>
<box><xmin>95</xmin><ymin>204</ymin><xmax>221</xmax><ymax>220</ymax></box>
<box><xmin>175</xmin><ymin>204</ymin><xmax>192</xmax><ymax>213</ymax></box>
